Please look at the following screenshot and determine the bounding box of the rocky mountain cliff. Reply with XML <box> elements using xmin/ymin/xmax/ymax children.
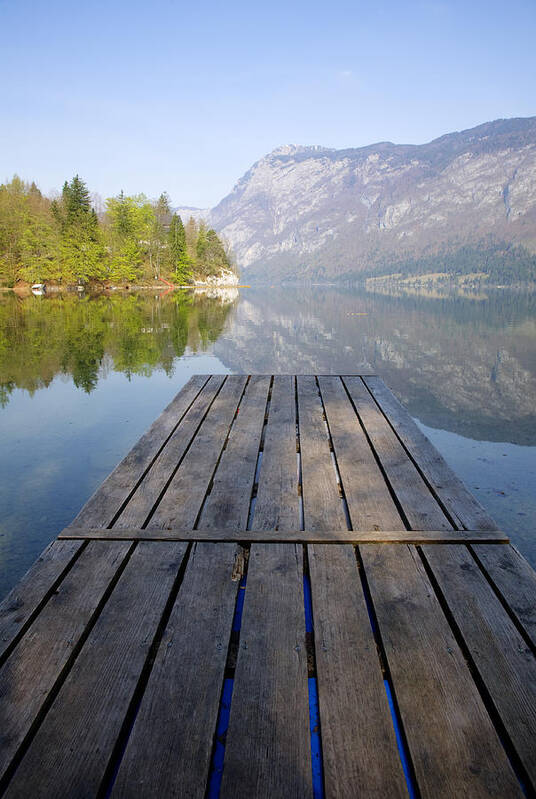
<box><xmin>186</xmin><ymin>117</ymin><xmax>536</xmax><ymax>281</ymax></box>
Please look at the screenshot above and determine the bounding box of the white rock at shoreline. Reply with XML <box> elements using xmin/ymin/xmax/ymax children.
<box><xmin>193</xmin><ymin>268</ymin><xmax>239</xmax><ymax>287</ymax></box>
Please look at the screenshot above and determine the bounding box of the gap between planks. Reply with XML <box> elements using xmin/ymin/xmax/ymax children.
<box><xmin>58</xmin><ymin>528</ymin><xmax>509</xmax><ymax>544</ymax></box>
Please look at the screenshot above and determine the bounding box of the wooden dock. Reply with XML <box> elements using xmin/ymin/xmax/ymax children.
<box><xmin>0</xmin><ymin>374</ymin><xmax>535</xmax><ymax>798</ymax></box>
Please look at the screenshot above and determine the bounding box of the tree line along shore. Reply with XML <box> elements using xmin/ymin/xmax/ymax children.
<box><xmin>0</xmin><ymin>175</ymin><xmax>236</xmax><ymax>289</ymax></box>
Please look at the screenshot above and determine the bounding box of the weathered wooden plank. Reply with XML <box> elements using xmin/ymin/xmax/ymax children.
<box><xmin>0</xmin><ymin>541</ymin><xmax>130</xmax><ymax>785</ymax></box>
<box><xmin>472</xmin><ymin>544</ymin><xmax>536</xmax><ymax>648</ymax></box>
<box><xmin>298</xmin><ymin>377</ymin><xmax>406</xmax><ymax>796</ymax></box>
<box><xmin>252</xmin><ymin>375</ymin><xmax>299</xmax><ymax>530</ymax></box>
<box><xmin>308</xmin><ymin>544</ymin><xmax>408</xmax><ymax>798</ymax></box>
<box><xmin>318</xmin><ymin>375</ymin><xmax>404</xmax><ymax>530</ymax></box>
<box><xmin>58</xmin><ymin>527</ymin><xmax>510</xmax><ymax>543</ymax></box>
<box><xmin>0</xmin><ymin>539</ymin><xmax>83</xmax><ymax>661</ymax></box>
<box><xmin>111</xmin><ymin>542</ymin><xmax>239</xmax><ymax>799</ymax></box>
<box><xmin>343</xmin><ymin>376</ymin><xmax>451</xmax><ymax>530</ymax></box>
<box><xmin>217</xmin><ymin>380</ymin><xmax>307</xmax><ymax>795</ymax></box>
<box><xmin>364</xmin><ymin>376</ymin><xmax>497</xmax><ymax>531</ymax></box>
<box><xmin>363</xmin><ymin>543</ymin><xmax>522</xmax><ymax>798</ymax></box>
<box><xmin>113</xmin><ymin>374</ymin><xmax>226</xmax><ymax>529</ymax></box>
<box><xmin>297</xmin><ymin>375</ymin><xmax>346</xmax><ymax>530</ymax></box>
<box><xmin>4</xmin><ymin>542</ymin><xmax>187</xmax><ymax>799</ymax></box>
<box><xmin>359</xmin><ymin>375</ymin><xmax>536</xmax><ymax>788</ymax></box>
<box><xmin>423</xmin><ymin>543</ymin><xmax>536</xmax><ymax>788</ymax></box>
<box><xmin>1</xmin><ymin>371</ymin><xmax>532</xmax><ymax>799</ymax></box>
<box><xmin>147</xmin><ymin>375</ymin><xmax>247</xmax><ymax>529</ymax></box>
<box><xmin>326</xmin><ymin>380</ymin><xmax>518</xmax><ymax>796</ymax></box>
<box><xmin>72</xmin><ymin>374</ymin><xmax>209</xmax><ymax>528</ymax></box>
<box><xmin>309</xmin><ymin>376</ymin><xmax>410</xmax><ymax>795</ymax></box>
<box><xmin>198</xmin><ymin>375</ymin><xmax>271</xmax><ymax>529</ymax></box>
<box><xmin>221</xmin><ymin>544</ymin><xmax>312</xmax><ymax>798</ymax></box>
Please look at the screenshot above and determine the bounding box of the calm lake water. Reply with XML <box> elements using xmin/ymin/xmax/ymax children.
<box><xmin>1</xmin><ymin>284</ymin><xmax>535</xmax><ymax>598</ymax></box>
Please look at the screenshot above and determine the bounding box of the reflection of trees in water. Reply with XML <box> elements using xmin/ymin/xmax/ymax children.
<box><xmin>2</xmin><ymin>285</ymin><xmax>534</xmax><ymax>442</ymax></box>
<box><xmin>0</xmin><ymin>291</ymin><xmax>236</xmax><ymax>404</ymax></box>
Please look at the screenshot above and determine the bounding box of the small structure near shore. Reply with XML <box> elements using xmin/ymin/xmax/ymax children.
<box><xmin>0</xmin><ymin>374</ymin><xmax>534</xmax><ymax>797</ymax></box>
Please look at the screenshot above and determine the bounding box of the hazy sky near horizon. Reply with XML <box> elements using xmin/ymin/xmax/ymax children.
<box><xmin>1</xmin><ymin>0</ymin><xmax>535</xmax><ymax>207</ymax></box>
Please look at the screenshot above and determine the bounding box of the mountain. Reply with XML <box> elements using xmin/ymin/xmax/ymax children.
<box><xmin>174</xmin><ymin>206</ymin><xmax>211</xmax><ymax>225</ymax></box>
<box><xmin>186</xmin><ymin>118</ymin><xmax>536</xmax><ymax>282</ymax></box>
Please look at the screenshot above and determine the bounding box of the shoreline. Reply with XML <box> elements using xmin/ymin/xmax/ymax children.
<box><xmin>1</xmin><ymin>282</ymin><xmax>244</xmax><ymax>296</ymax></box>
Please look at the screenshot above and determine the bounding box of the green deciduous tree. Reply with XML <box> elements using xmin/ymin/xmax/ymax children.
<box><xmin>0</xmin><ymin>175</ymin><xmax>236</xmax><ymax>287</ymax></box>
<box><xmin>108</xmin><ymin>240</ymin><xmax>143</xmax><ymax>283</ymax></box>
<box><xmin>0</xmin><ymin>176</ymin><xmax>30</xmax><ymax>286</ymax></box>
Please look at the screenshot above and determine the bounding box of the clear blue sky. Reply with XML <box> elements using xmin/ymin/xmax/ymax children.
<box><xmin>1</xmin><ymin>0</ymin><xmax>535</xmax><ymax>207</ymax></box>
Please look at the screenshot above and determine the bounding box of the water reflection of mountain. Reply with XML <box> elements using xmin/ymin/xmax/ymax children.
<box><xmin>0</xmin><ymin>291</ymin><xmax>237</xmax><ymax>406</ymax></box>
<box><xmin>213</xmin><ymin>287</ymin><xmax>536</xmax><ymax>445</ymax></box>
<box><xmin>2</xmin><ymin>286</ymin><xmax>534</xmax><ymax>445</ymax></box>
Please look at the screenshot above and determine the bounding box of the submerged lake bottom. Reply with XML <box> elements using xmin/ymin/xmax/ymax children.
<box><xmin>0</xmin><ymin>284</ymin><xmax>535</xmax><ymax>598</ymax></box>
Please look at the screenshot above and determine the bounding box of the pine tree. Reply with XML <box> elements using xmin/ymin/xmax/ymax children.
<box><xmin>154</xmin><ymin>193</ymin><xmax>171</xmax><ymax>226</ymax></box>
<box><xmin>50</xmin><ymin>175</ymin><xmax>106</xmax><ymax>283</ymax></box>
<box><xmin>195</xmin><ymin>221</ymin><xmax>208</xmax><ymax>275</ymax></box>
<box><xmin>62</xmin><ymin>175</ymin><xmax>91</xmax><ymax>223</ymax></box>
<box><xmin>184</xmin><ymin>216</ymin><xmax>198</xmax><ymax>257</ymax></box>
<box><xmin>148</xmin><ymin>193</ymin><xmax>171</xmax><ymax>278</ymax></box>
<box><xmin>205</xmin><ymin>228</ymin><xmax>231</xmax><ymax>275</ymax></box>
<box><xmin>168</xmin><ymin>214</ymin><xmax>192</xmax><ymax>284</ymax></box>
<box><xmin>50</xmin><ymin>199</ymin><xmax>62</xmax><ymax>226</ymax></box>
<box><xmin>113</xmin><ymin>191</ymin><xmax>134</xmax><ymax>238</ymax></box>
<box><xmin>29</xmin><ymin>182</ymin><xmax>42</xmax><ymax>200</ymax></box>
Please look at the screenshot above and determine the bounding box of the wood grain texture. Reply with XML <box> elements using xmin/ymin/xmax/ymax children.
<box><xmin>362</xmin><ymin>543</ymin><xmax>522</xmax><ymax>798</ymax></box>
<box><xmin>72</xmin><ymin>375</ymin><xmax>209</xmax><ymax>528</ymax></box>
<box><xmin>111</xmin><ymin>542</ymin><xmax>239</xmax><ymax>799</ymax></box>
<box><xmin>423</xmin><ymin>543</ymin><xmax>536</xmax><ymax>788</ymax></box>
<box><xmin>198</xmin><ymin>375</ymin><xmax>271</xmax><ymax>529</ymax></box>
<box><xmin>58</xmin><ymin>527</ymin><xmax>509</xmax><ymax>543</ymax></box>
<box><xmin>363</xmin><ymin>376</ymin><xmax>498</xmax><ymax>531</ymax></box>
<box><xmin>343</xmin><ymin>376</ymin><xmax>450</xmax><ymax>530</ymax></box>
<box><xmin>147</xmin><ymin>375</ymin><xmax>247</xmax><ymax>529</ymax></box>
<box><xmin>297</xmin><ymin>375</ymin><xmax>347</xmax><ymax>530</ymax></box>
<box><xmin>4</xmin><ymin>542</ymin><xmax>187</xmax><ymax>799</ymax></box>
<box><xmin>252</xmin><ymin>375</ymin><xmax>299</xmax><ymax>531</ymax></box>
<box><xmin>0</xmin><ymin>541</ymin><xmax>130</xmax><ymax>784</ymax></box>
<box><xmin>472</xmin><ymin>543</ymin><xmax>536</xmax><ymax>648</ymax></box>
<box><xmin>358</xmin><ymin>379</ymin><xmax>533</xmax><ymax>791</ymax></box>
<box><xmin>218</xmin><ymin>380</ymin><xmax>307</xmax><ymax>796</ymax></box>
<box><xmin>318</xmin><ymin>375</ymin><xmax>403</xmax><ymax>530</ymax></box>
<box><xmin>302</xmin><ymin>378</ymin><xmax>407</xmax><ymax>796</ymax></box>
<box><xmin>221</xmin><ymin>544</ymin><xmax>312</xmax><ymax>798</ymax></box>
<box><xmin>113</xmin><ymin>375</ymin><xmax>225</xmax><ymax>529</ymax></box>
<box><xmin>309</xmin><ymin>544</ymin><xmax>407</xmax><ymax>798</ymax></box>
<box><xmin>0</xmin><ymin>539</ymin><xmax>83</xmax><ymax>661</ymax></box>
<box><xmin>1</xmin><ymin>373</ymin><xmax>534</xmax><ymax>799</ymax></box>
<box><xmin>362</xmin><ymin>374</ymin><xmax>536</xmax><ymax>791</ymax></box>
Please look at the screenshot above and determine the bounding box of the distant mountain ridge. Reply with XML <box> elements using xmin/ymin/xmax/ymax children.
<box><xmin>180</xmin><ymin>117</ymin><xmax>536</xmax><ymax>281</ymax></box>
